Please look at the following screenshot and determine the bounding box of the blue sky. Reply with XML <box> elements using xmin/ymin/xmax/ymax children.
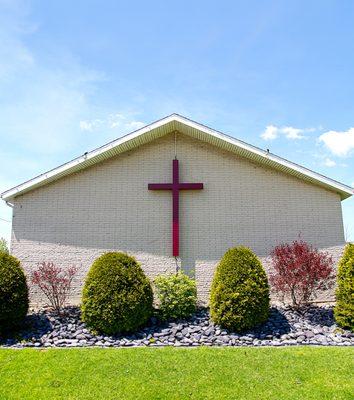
<box><xmin>0</xmin><ymin>0</ymin><xmax>353</xmax><ymax>243</ymax></box>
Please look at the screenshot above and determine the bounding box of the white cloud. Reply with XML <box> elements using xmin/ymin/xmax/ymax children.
<box><xmin>79</xmin><ymin>121</ymin><xmax>94</xmax><ymax>131</ymax></box>
<box><xmin>261</xmin><ymin>125</ymin><xmax>278</xmax><ymax>140</ymax></box>
<box><xmin>108</xmin><ymin>113</ymin><xmax>126</xmax><ymax>128</ymax></box>
<box><xmin>80</xmin><ymin>113</ymin><xmax>145</xmax><ymax>134</ymax></box>
<box><xmin>282</xmin><ymin>126</ymin><xmax>305</xmax><ymax>140</ymax></box>
<box><xmin>324</xmin><ymin>158</ymin><xmax>336</xmax><ymax>167</ymax></box>
<box><xmin>318</xmin><ymin>128</ymin><xmax>354</xmax><ymax>157</ymax></box>
<box><xmin>260</xmin><ymin>124</ymin><xmax>313</xmax><ymax>141</ymax></box>
<box><xmin>79</xmin><ymin>119</ymin><xmax>103</xmax><ymax>132</ymax></box>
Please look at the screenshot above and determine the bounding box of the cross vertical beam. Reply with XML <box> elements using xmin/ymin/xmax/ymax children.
<box><xmin>148</xmin><ymin>159</ymin><xmax>203</xmax><ymax>257</ymax></box>
<box><xmin>172</xmin><ymin>159</ymin><xmax>179</xmax><ymax>257</ymax></box>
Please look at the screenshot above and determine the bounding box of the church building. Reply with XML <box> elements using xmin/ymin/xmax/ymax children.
<box><xmin>1</xmin><ymin>114</ymin><xmax>352</xmax><ymax>305</ymax></box>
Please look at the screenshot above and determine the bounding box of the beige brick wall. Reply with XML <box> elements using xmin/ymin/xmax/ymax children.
<box><xmin>10</xmin><ymin>132</ymin><xmax>346</xmax><ymax>306</ymax></box>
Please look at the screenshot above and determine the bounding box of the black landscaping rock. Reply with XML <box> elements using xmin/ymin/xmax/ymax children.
<box><xmin>0</xmin><ymin>305</ymin><xmax>353</xmax><ymax>348</ymax></box>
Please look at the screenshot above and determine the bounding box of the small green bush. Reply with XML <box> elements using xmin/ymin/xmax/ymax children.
<box><xmin>0</xmin><ymin>252</ymin><xmax>29</xmax><ymax>333</ymax></box>
<box><xmin>334</xmin><ymin>243</ymin><xmax>354</xmax><ymax>331</ymax></box>
<box><xmin>154</xmin><ymin>271</ymin><xmax>197</xmax><ymax>320</ymax></box>
<box><xmin>81</xmin><ymin>252</ymin><xmax>153</xmax><ymax>334</ymax></box>
<box><xmin>210</xmin><ymin>246</ymin><xmax>270</xmax><ymax>332</ymax></box>
<box><xmin>0</xmin><ymin>238</ymin><xmax>9</xmax><ymax>254</ymax></box>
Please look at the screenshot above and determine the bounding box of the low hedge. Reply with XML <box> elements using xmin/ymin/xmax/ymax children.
<box><xmin>210</xmin><ymin>246</ymin><xmax>270</xmax><ymax>332</ymax></box>
<box><xmin>81</xmin><ymin>252</ymin><xmax>153</xmax><ymax>334</ymax></box>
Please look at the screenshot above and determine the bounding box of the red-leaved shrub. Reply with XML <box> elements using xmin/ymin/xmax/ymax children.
<box><xmin>31</xmin><ymin>262</ymin><xmax>78</xmax><ymax>312</ymax></box>
<box><xmin>269</xmin><ymin>240</ymin><xmax>334</xmax><ymax>308</ymax></box>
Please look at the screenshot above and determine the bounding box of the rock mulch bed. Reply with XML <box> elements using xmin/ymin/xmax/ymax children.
<box><xmin>1</xmin><ymin>306</ymin><xmax>353</xmax><ymax>348</ymax></box>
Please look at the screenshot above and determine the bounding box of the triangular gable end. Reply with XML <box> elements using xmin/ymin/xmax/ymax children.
<box><xmin>1</xmin><ymin>114</ymin><xmax>353</xmax><ymax>201</ymax></box>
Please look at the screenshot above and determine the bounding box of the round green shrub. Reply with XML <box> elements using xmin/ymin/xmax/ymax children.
<box><xmin>210</xmin><ymin>246</ymin><xmax>270</xmax><ymax>332</ymax></box>
<box><xmin>154</xmin><ymin>271</ymin><xmax>197</xmax><ymax>320</ymax></box>
<box><xmin>0</xmin><ymin>251</ymin><xmax>29</xmax><ymax>333</ymax></box>
<box><xmin>81</xmin><ymin>252</ymin><xmax>153</xmax><ymax>334</ymax></box>
<box><xmin>334</xmin><ymin>243</ymin><xmax>354</xmax><ymax>331</ymax></box>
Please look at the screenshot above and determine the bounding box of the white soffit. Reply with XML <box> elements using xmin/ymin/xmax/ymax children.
<box><xmin>1</xmin><ymin>114</ymin><xmax>353</xmax><ymax>201</ymax></box>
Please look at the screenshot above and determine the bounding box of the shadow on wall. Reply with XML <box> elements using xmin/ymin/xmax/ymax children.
<box><xmin>12</xmin><ymin>209</ymin><xmax>346</xmax><ymax>269</ymax></box>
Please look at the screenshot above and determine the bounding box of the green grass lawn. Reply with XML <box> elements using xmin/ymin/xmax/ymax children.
<box><xmin>0</xmin><ymin>347</ymin><xmax>353</xmax><ymax>400</ymax></box>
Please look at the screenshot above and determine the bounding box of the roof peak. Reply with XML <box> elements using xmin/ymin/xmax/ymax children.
<box><xmin>1</xmin><ymin>114</ymin><xmax>353</xmax><ymax>201</ymax></box>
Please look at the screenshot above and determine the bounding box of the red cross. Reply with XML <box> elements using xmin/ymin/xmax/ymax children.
<box><xmin>148</xmin><ymin>159</ymin><xmax>203</xmax><ymax>257</ymax></box>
